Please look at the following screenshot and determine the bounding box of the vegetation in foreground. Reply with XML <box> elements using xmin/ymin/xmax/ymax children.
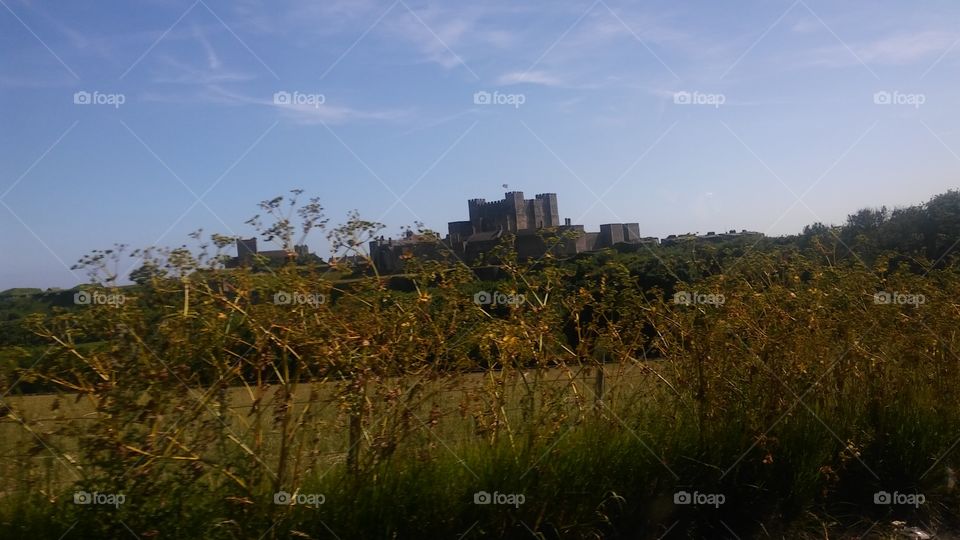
<box><xmin>3</xmin><ymin>191</ymin><xmax>960</xmax><ymax>538</ymax></box>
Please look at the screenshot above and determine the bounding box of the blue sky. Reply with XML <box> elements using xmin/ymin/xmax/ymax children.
<box><xmin>2</xmin><ymin>0</ymin><xmax>959</xmax><ymax>289</ymax></box>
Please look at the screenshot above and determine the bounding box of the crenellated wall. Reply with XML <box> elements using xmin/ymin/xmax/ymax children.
<box><xmin>372</xmin><ymin>191</ymin><xmax>660</xmax><ymax>273</ymax></box>
<box><xmin>465</xmin><ymin>191</ymin><xmax>560</xmax><ymax>233</ymax></box>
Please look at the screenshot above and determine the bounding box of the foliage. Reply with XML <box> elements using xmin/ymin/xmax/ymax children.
<box><xmin>3</xmin><ymin>191</ymin><xmax>960</xmax><ymax>538</ymax></box>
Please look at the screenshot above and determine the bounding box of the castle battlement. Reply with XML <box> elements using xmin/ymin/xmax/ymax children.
<box><xmin>370</xmin><ymin>190</ymin><xmax>649</xmax><ymax>273</ymax></box>
<box><xmin>367</xmin><ymin>190</ymin><xmax>769</xmax><ymax>275</ymax></box>
<box><xmin>462</xmin><ymin>191</ymin><xmax>559</xmax><ymax>234</ymax></box>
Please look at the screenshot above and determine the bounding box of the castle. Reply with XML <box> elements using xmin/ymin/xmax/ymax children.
<box><xmin>226</xmin><ymin>237</ymin><xmax>312</xmax><ymax>268</ymax></box>
<box><xmin>449</xmin><ymin>192</ymin><xmax>561</xmax><ymax>239</ymax></box>
<box><xmin>369</xmin><ymin>191</ymin><xmax>657</xmax><ymax>272</ymax></box>
<box><xmin>226</xmin><ymin>191</ymin><xmax>762</xmax><ymax>273</ymax></box>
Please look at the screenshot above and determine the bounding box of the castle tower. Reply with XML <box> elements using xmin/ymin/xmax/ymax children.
<box><xmin>504</xmin><ymin>191</ymin><xmax>525</xmax><ymax>231</ymax></box>
<box><xmin>237</xmin><ymin>237</ymin><xmax>257</xmax><ymax>262</ymax></box>
<box><xmin>457</xmin><ymin>191</ymin><xmax>562</xmax><ymax>235</ymax></box>
<box><xmin>468</xmin><ymin>198</ymin><xmax>486</xmax><ymax>232</ymax></box>
<box><xmin>599</xmin><ymin>224</ymin><xmax>623</xmax><ymax>246</ymax></box>
<box><xmin>535</xmin><ymin>193</ymin><xmax>559</xmax><ymax>228</ymax></box>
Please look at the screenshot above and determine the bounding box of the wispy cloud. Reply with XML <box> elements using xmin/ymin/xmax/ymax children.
<box><xmin>857</xmin><ymin>31</ymin><xmax>958</xmax><ymax>64</ymax></box>
<box><xmin>383</xmin><ymin>5</ymin><xmax>475</xmax><ymax>70</ymax></box>
<box><xmin>790</xmin><ymin>17</ymin><xmax>822</xmax><ymax>35</ymax></box>
<box><xmin>150</xmin><ymin>55</ymin><xmax>257</xmax><ymax>85</ymax></box>
<box><xmin>488</xmin><ymin>6</ymin><xmax>712</xmax><ymax>90</ymax></box>
<box><xmin>802</xmin><ymin>30</ymin><xmax>960</xmax><ymax>68</ymax></box>
<box><xmin>272</xmin><ymin>100</ymin><xmax>410</xmax><ymax>125</ymax></box>
<box><xmin>142</xmin><ymin>85</ymin><xmax>408</xmax><ymax>125</ymax></box>
<box><xmin>496</xmin><ymin>70</ymin><xmax>565</xmax><ymax>86</ymax></box>
<box><xmin>191</xmin><ymin>20</ymin><xmax>222</xmax><ymax>71</ymax></box>
<box><xmin>395</xmin><ymin>107</ymin><xmax>481</xmax><ymax>137</ymax></box>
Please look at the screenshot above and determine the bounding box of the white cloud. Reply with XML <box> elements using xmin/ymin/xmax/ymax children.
<box><xmin>273</xmin><ymin>101</ymin><xmax>409</xmax><ymax>125</ymax></box>
<box><xmin>384</xmin><ymin>6</ymin><xmax>474</xmax><ymax>70</ymax></box>
<box><xmin>141</xmin><ymin>85</ymin><xmax>408</xmax><ymax>125</ymax></box>
<box><xmin>496</xmin><ymin>70</ymin><xmax>564</xmax><ymax>86</ymax></box>
<box><xmin>191</xmin><ymin>21</ymin><xmax>222</xmax><ymax>71</ymax></box>
<box><xmin>857</xmin><ymin>31</ymin><xmax>958</xmax><ymax>64</ymax></box>
<box><xmin>790</xmin><ymin>17</ymin><xmax>822</xmax><ymax>34</ymax></box>
<box><xmin>150</xmin><ymin>55</ymin><xmax>257</xmax><ymax>85</ymax></box>
<box><xmin>803</xmin><ymin>31</ymin><xmax>959</xmax><ymax>68</ymax></box>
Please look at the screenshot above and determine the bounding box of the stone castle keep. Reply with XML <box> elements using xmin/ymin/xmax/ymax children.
<box><xmin>225</xmin><ymin>190</ymin><xmax>761</xmax><ymax>272</ymax></box>
<box><xmin>369</xmin><ymin>191</ymin><xmax>656</xmax><ymax>272</ymax></box>
<box><xmin>449</xmin><ymin>192</ymin><xmax>561</xmax><ymax>239</ymax></box>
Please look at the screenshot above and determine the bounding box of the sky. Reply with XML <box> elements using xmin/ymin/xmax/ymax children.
<box><xmin>1</xmin><ymin>0</ymin><xmax>959</xmax><ymax>289</ymax></box>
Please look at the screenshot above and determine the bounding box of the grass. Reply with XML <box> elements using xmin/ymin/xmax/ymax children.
<box><xmin>1</xmin><ymin>359</ymin><xmax>955</xmax><ymax>538</ymax></box>
<box><xmin>0</xmin><ymin>364</ymin><xmax>651</xmax><ymax>495</ymax></box>
<box><xmin>4</xmin><ymin>242</ymin><xmax>960</xmax><ymax>538</ymax></box>
<box><xmin>1</xmin><ymin>399</ymin><xmax>948</xmax><ymax>538</ymax></box>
